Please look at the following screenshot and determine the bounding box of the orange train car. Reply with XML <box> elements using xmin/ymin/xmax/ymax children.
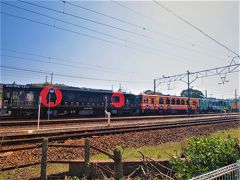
<box><xmin>138</xmin><ymin>94</ymin><xmax>200</xmax><ymax>114</ymax></box>
<box><xmin>230</xmin><ymin>101</ymin><xmax>240</xmax><ymax>112</ymax></box>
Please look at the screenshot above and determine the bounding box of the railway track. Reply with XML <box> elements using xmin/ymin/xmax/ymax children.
<box><xmin>0</xmin><ymin>113</ymin><xmax>238</xmax><ymax>126</ymax></box>
<box><xmin>1</xmin><ymin>115</ymin><xmax>239</xmax><ymax>146</ymax></box>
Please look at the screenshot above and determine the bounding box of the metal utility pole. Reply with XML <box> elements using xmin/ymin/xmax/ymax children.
<box><xmin>154</xmin><ymin>61</ymin><xmax>240</xmax><ymax>96</ymax></box>
<box><xmin>47</xmin><ymin>73</ymin><xmax>53</xmax><ymax>121</ymax></box>
<box><xmin>153</xmin><ymin>79</ymin><xmax>156</xmax><ymax>94</ymax></box>
<box><xmin>235</xmin><ymin>89</ymin><xmax>238</xmax><ymax>110</ymax></box>
<box><xmin>50</xmin><ymin>73</ymin><xmax>53</xmax><ymax>85</ymax></box>
<box><xmin>187</xmin><ymin>71</ymin><xmax>190</xmax><ymax>113</ymax></box>
<box><xmin>205</xmin><ymin>90</ymin><xmax>207</xmax><ymax>98</ymax></box>
<box><xmin>45</xmin><ymin>75</ymin><xmax>48</xmax><ymax>85</ymax></box>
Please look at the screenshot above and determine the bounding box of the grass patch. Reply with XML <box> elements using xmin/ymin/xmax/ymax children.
<box><xmin>92</xmin><ymin>127</ymin><xmax>240</xmax><ymax>161</ymax></box>
<box><xmin>91</xmin><ymin>141</ymin><xmax>182</xmax><ymax>161</ymax></box>
<box><xmin>1</xmin><ymin>127</ymin><xmax>239</xmax><ymax>179</ymax></box>
<box><xmin>0</xmin><ymin>163</ymin><xmax>68</xmax><ymax>180</ymax></box>
<box><xmin>212</xmin><ymin>127</ymin><xmax>240</xmax><ymax>139</ymax></box>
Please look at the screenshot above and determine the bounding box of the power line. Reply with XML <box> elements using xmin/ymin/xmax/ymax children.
<box><xmin>0</xmin><ymin>65</ymin><xmax>150</xmax><ymax>83</ymax></box>
<box><xmin>153</xmin><ymin>0</ymin><xmax>239</xmax><ymax>57</ymax></box>
<box><xmin>2</xmin><ymin>2</ymin><xmax>228</xmax><ymax>63</ymax></box>
<box><xmin>110</xmin><ymin>1</ymin><xmax>203</xmax><ymax>46</ymax></box>
<box><xmin>13</xmin><ymin>1</ymin><xmax>200</xmax><ymax>62</ymax></box>
<box><xmin>1</xmin><ymin>2</ymin><xmax>129</xmax><ymax>43</ymax></box>
<box><xmin>61</xmin><ymin>0</ymin><xmax>147</xmax><ymax>30</ymax></box>
<box><xmin>154</xmin><ymin>60</ymin><xmax>240</xmax><ymax>91</ymax></box>
<box><xmin>112</xmin><ymin>0</ymin><xmax>234</xmax><ymax>58</ymax></box>
<box><xmin>18</xmin><ymin>0</ymin><xmax>149</xmax><ymax>39</ymax></box>
<box><xmin>1</xmin><ymin>2</ymin><xmax>185</xmax><ymax>62</ymax></box>
<box><xmin>58</xmin><ymin>1</ymin><xmax>228</xmax><ymax>62</ymax></box>
<box><xmin>1</xmin><ymin>11</ymin><xmax>163</xmax><ymax>57</ymax></box>
<box><xmin>1</xmin><ymin>48</ymin><xmax>137</xmax><ymax>74</ymax></box>
<box><xmin>1</xmin><ymin>54</ymin><xmax>125</xmax><ymax>74</ymax></box>
<box><xmin>1</xmin><ymin>11</ymin><xmax>200</xmax><ymax>64</ymax></box>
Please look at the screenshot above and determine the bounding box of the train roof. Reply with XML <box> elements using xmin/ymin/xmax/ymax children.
<box><xmin>140</xmin><ymin>94</ymin><xmax>199</xmax><ymax>99</ymax></box>
<box><xmin>3</xmin><ymin>83</ymin><xmax>113</xmax><ymax>93</ymax></box>
<box><xmin>2</xmin><ymin>83</ymin><xmax>136</xmax><ymax>95</ymax></box>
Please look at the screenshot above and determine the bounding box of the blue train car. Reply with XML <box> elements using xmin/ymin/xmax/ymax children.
<box><xmin>200</xmin><ymin>98</ymin><xmax>231</xmax><ymax>113</ymax></box>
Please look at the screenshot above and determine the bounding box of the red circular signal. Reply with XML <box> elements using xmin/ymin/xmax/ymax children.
<box><xmin>111</xmin><ymin>92</ymin><xmax>125</xmax><ymax>108</ymax></box>
<box><xmin>40</xmin><ymin>86</ymin><xmax>62</xmax><ymax>108</ymax></box>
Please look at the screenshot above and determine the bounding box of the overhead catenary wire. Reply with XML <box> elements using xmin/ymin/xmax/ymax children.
<box><xmin>153</xmin><ymin>0</ymin><xmax>239</xmax><ymax>57</ymax></box>
<box><xmin>18</xmin><ymin>0</ymin><xmax>149</xmax><ymax>39</ymax></box>
<box><xmin>110</xmin><ymin>1</ymin><xmax>204</xmax><ymax>46</ymax></box>
<box><xmin>60</xmin><ymin>0</ymin><xmax>147</xmax><ymax>30</ymax></box>
<box><xmin>1</xmin><ymin>48</ymin><xmax>137</xmax><ymax>74</ymax></box>
<box><xmin>1</xmin><ymin>11</ymin><xmax>202</xmax><ymax>65</ymax></box>
<box><xmin>59</xmin><ymin>1</ymin><xmax>229</xmax><ymax>62</ymax></box>
<box><xmin>12</xmin><ymin>1</ymin><xmax>205</xmax><ymax>62</ymax></box>
<box><xmin>112</xmin><ymin>0</ymin><xmax>234</xmax><ymax>58</ymax></box>
<box><xmin>17</xmin><ymin>0</ymin><xmax>229</xmax><ymax>62</ymax></box>
<box><xmin>2</xmin><ymin>2</ymin><xmax>143</xmax><ymax>46</ymax></box>
<box><xmin>1</xmin><ymin>2</ymin><xmax>189</xmax><ymax>62</ymax></box>
<box><xmin>75</xmin><ymin>0</ymin><xmax>197</xmax><ymax>46</ymax></box>
<box><xmin>1</xmin><ymin>11</ymin><xmax>162</xmax><ymax>58</ymax></box>
<box><xmin>0</xmin><ymin>65</ymin><xmax>150</xmax><ymax>83</ymax></box>
<box><xmin>1</xmin><ymin>54</ymin><xmax>128</xmax><ymax>74</ymax></box>
<box><xmin>2</xmin><ymin>2</ymin><xmax>229</xmax><ymax>63</ymax></box>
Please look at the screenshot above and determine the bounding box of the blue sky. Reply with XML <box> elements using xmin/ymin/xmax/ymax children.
<box><xmin>1</xmin><ymin>1</ymin><xmax>239</xmax><ymax>98</ymax></box>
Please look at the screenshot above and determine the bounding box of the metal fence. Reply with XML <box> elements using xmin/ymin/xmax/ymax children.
<box><xmin>190</xmin><ymin>161</ymin><xmax>240</xmax><ymax>180</ymax></box>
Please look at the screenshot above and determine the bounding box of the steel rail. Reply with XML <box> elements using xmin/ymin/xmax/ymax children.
<box><xmin>0</xmin><ymin>113</ymin><xmax>238</xmax><ymax>126</ymax></box>
<box><xmin>0</xmin><ymin>116</ymin><xmax>239</xmax><ymax>146</ymax></box>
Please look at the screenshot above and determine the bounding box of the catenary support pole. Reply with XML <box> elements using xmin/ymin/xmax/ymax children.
<box><xmin>187</xmin><ymin>71</ymin><xmax>190</xmax><ymax>114</ymax></box>
<box><xmin>153</xmin><ymin>79</ymin><xmax>156</xmax><ymax>94</ymax></box>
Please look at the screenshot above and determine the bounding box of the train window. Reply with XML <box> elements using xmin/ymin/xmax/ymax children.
<box><xmin>151</xmin><ymin>98</ymin><xmax>154</xmax><ymax>104</ymax></box>
<box><xmin>176</xmin><ymin>99</ymin><xmax>180</xmax><ymax>105</ymax></box>
<box><xmin>181</xmin><ymin>100</ymin><xmax>185</xmax><ymax>105</ymax></box>
<box><xmin>3</xmin><ymin>100</ymin><xmax>9</xmax><ymax>105</ymax></box>
<box><xmin>112</xmin><ymin>96</ymin><xmax>120</xmax><ymax>103</ymax></box>
<box><xmin>135</xmin><ymin>98</ymin><xmax>139</xmax><ymax>103</ymax></box>
<box><xmin>13</xmin><ymin>91</ymin><xmax>18</xmax><ymax>100</ymax></box>
<box><xmin>171</xmin><ymin>99</ymin><xmax>176</xmax><ymax>105</ymax></box>
<box><xmin>186</xmin><ymin>100</ymin><xmax>189</xmax><ymax>105</ymax></box>
<box><xmin>166</xmin><ymin>98</ymin><xmax>170</xmax><ymax>104</ymax></box>
<box><xmin>219</xmin><ymin>101</ymin><xmax>222</xmax><ymax>106</ymax></box>
<box><xmin>4</xmin><ymin>92</ymin><xmax>11</xmax><ymax>99</ymax></box>
<box><xmin>159</xmin><ymin>98</ymin><xmax>164</xmax><ymax>104</ymax></box>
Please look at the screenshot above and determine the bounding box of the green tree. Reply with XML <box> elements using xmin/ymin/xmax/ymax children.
<box><xmin>170</xmin><ymin>135</ymin><xmax>240</xmax><ymax>179</ymax></box>
<box><xmin>144</xmin><ymin>90</ymin><xmax>162</xmax><ymax>95</ymax></box>
<box><xmin>180</xmin><ymin>88</ymin><xmax>204</xmax><ymax>98</ymax></box>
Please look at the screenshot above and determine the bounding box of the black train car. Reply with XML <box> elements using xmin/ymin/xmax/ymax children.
<box><xmin>1</xmin><ymin>84</ymin><xmax>39</xmax><ymax>116</ymax></box>
<box><xmin>0</xmin><ymin>83</ymin><xmax>139</xmax><ymax>117</ymax></box>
